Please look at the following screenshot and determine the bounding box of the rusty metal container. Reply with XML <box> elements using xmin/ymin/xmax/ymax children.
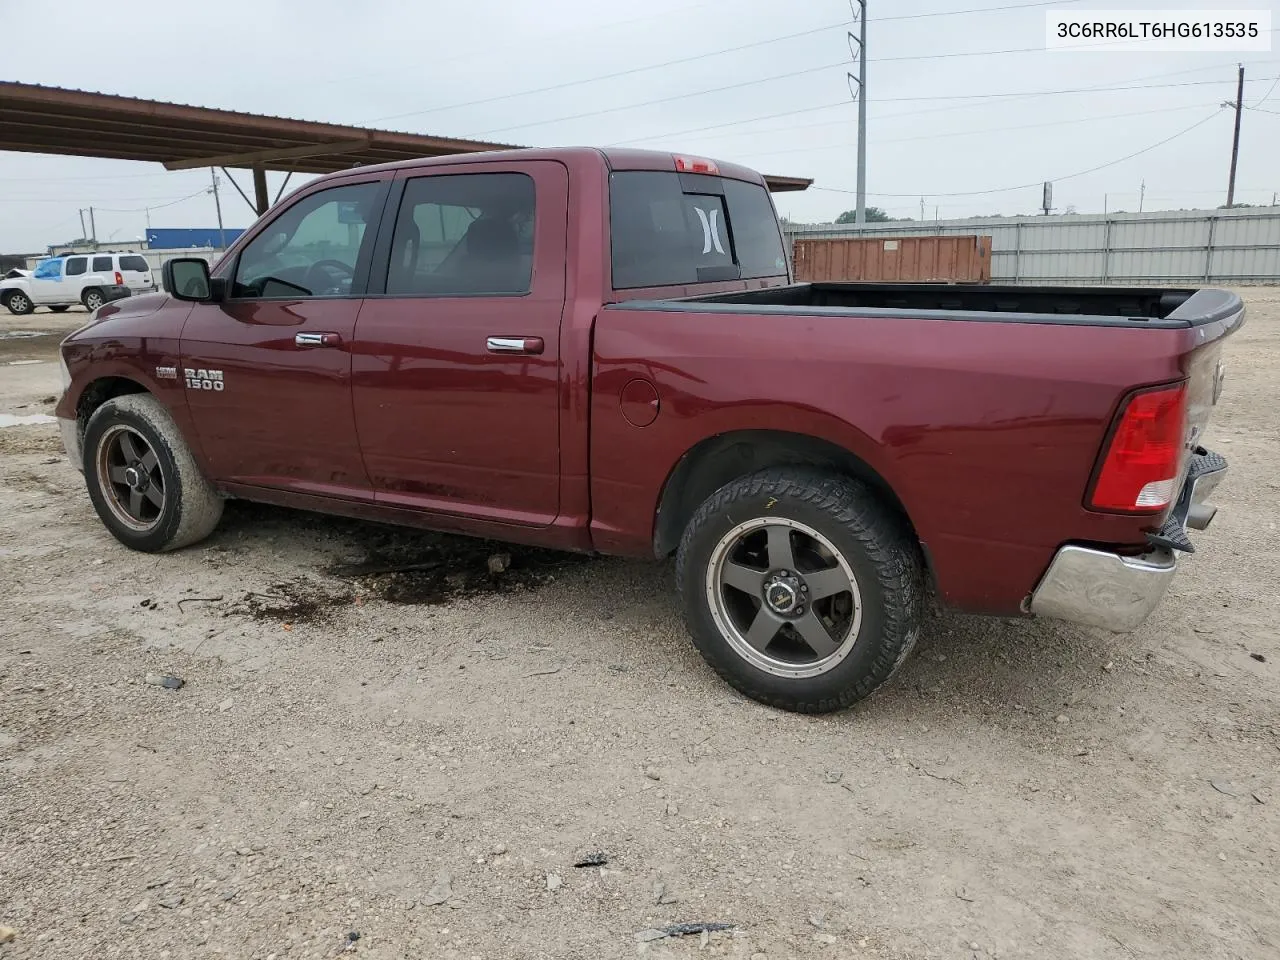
<box><xmin>793</xmin><ymin>235</ymin><xmax>992</xmax><ymax>283</ymax></box>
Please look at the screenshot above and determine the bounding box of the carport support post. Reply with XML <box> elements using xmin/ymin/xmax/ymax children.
<box><xmin>253</xmin><ymin>168</ymin><xmax>270</xmax><ymax>216</ymax></box>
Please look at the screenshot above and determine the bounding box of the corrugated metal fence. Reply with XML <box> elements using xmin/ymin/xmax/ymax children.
<box><xmin>785</xmin><ymin>207</ymin><xmax>1280</xmax><ymax>285</ymax></box>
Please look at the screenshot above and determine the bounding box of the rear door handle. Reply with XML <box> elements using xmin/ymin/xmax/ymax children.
<box><xmin>487</xmin><ymin>336</ymin><xmax>544</xmax><ymax>355</ymax></box>
<box><xmin>295</xmin><ymin>332</ymin><xmax>342</xmax><ymax>348</ymax></box>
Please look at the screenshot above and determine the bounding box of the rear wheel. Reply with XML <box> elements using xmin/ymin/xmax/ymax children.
<box><xmin>4</xmin><ymin>291</ymin><xmax>34</xmax><ymax>315</ymax></box>
<box><xmin>82</xmin><ymin>288</ymin><xmax>105</xmax><ymax>311</ymax></box>
<box><xmin>49</xmin><ymin>305</ymin><xmax>71</xmax><ymax>313</ymax></box>
<box><xmin>677</xmin><ymin>468</ymin><xmax>923</xmax><ymax>713</ymax></box>
<box><xmin>83</xmin><ymin>394</ymin><xmax>224</xmax><ymax>552</ymax></box>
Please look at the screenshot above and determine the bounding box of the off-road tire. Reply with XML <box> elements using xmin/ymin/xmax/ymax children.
<box><xmin>83</xmin><ymin>394</ymin><xmax>223</xmax><ymax>552</ymax></box>
<box><xmin>676</xmin><ymin>467</ymin><xmax>923</xmax><ymax>713</ymax></box>
<box><xmin>81</xmin><ymin>288</ymin><xmax>105</xmax><ymax>311</ymax></box>
<box><xmin>4</xmin><ymin>291</ymin><xmax>34</xmax><ymax>315</ymax></box>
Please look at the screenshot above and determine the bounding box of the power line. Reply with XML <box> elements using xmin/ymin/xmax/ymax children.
<box><xmin>870</xmin><ymin>0</ymin><xmax>1085</xmax><ymax>22</ymax></box>
<box><xmin>477</xmin><ymin>69</ymin><xmax>1276</xmax><ymax>140</ymax></box>
<box><xmin>348</xmin><ymin>0</ymin><xmax>1086</xmax><ymax>118</ymax></box>
<box><xmin>610</xmin><ymin>59</ymin><xmax>1280</xmax><ymax>147</ymax></box>
<box><xmin>468</xmin><ymin>59</ymin><xmax>854</xmax><ymax>137</ymax></box>
<box><xmin>370</xmin><ymin>9</ymin><xmax>1110</xmax><ymax>128</ymax></box>
<box><xmin>326</xmin><ymin>0</ymin><xmax>728</xmax><ymax>90</ymax></box>
<box><xmin>1253</xmin><ymin>72</ymin><xmax>1280</xmax><ymax>106</ymax></box>
<box><xmin>813</xmin><ymin>110</ymin><xmax>1225</xmax><ymax>198</ymax></box>
<box><xmin>734</xmin><ymin>102</ymin><xmax>1215</xmax><ymax>160</ymax></box>
<box><xmin>96</xmin><ymin>189</ymin><xmax>211</xmax><ymax>214</ymax></box>
<box><xmin>383</xmin><ymin>29</ymin><xmax>1255</xmax><ymax>134</ymax></box>
<box><xmin>364</xmin><ymin>20</ymin><xmax>854</xmax><ymax>124</ymax></box>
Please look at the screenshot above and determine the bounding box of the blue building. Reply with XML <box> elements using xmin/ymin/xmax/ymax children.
<box><xmin>146</xmin><ymin>228</ymin><xmax>245</xmax><ymax>249</ymax></box>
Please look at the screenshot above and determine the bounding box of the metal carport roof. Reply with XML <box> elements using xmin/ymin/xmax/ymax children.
<box><xmin>0</xmin><ymin>82</ymin><xmax>813</xmax><ymax>213</ymax></box>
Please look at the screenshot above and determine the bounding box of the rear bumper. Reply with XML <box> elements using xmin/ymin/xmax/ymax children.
<box><xmin>1029</xmin><ymin>448</ymin><xmax>1226</xmax><ymax>632</ymax></box>
<box><xmin>1029</xmin><ymin>545</ymin><xmax>1178</xmax><ymax>631</ymax></box>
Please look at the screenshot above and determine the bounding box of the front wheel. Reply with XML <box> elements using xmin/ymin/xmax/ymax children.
<box><xmin>677</xmin><ymin>468</ymin><xmax>923</xmax><ymax>713</ymax></box>
<box><xmin>83</xmin><ymin>394</ymin><xmax>224</xmax><ymax>552</ymax></box>
<box><xmin>4</xmin><ymin>291</ymin><xmax>34</xmax><ymax>315</ymax></box>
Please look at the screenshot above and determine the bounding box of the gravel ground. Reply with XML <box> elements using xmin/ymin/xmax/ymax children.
<box><xmin>1</xmin><ymin>293</ymin><xmax>1278</xmax><ymax>960</ymax></box>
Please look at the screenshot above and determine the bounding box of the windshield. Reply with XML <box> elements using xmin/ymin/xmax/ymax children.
<box><xmin>609</xmin><ymin>171</ymin><xmax>789</xmax><ymax>289</ymax></box>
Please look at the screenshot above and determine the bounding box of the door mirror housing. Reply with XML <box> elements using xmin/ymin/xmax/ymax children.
<box><xmin>162</xmin><ymin>258</ymin><xmax>222</xmax><ymax>302</ymax></box>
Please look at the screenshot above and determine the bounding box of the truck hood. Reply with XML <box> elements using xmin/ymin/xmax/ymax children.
<box><xmin>67</xmin><ymin>291</ymin><xmax>172</xmax><ymax>339</ymax></box>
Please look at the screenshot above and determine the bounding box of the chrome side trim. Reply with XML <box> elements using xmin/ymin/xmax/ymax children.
<box><xmin>1029</xmin><ymin>545</ymin><xmax>1177</xmax><ymax>633</ymax></box>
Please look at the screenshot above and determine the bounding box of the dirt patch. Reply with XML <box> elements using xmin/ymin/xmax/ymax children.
<box><xmin>0</xmin><ymin>290</ymin><xmax>1277</xmax><ymax>960</ymax></box>
<box><xmin>0</xmin><ymin>427</ymin><xmax>62</xmax><ymax>456</ymax></box>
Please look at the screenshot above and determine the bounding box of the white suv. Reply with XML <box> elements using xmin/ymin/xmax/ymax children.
<box><xmin>0</xmin><ymin>253</ymin><xmax>154</xmax><ymax>314</ymax></box>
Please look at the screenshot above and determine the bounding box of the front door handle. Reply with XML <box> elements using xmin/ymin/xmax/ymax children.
<box><xmin>295</xmin><ymin>332</ymin><xmax>342</xmax><ymax>348</ymax></box>
<box><xmin>487</xmin><ymin>336</ymin><xmax>544</xmax><ymax>355</ymax></box>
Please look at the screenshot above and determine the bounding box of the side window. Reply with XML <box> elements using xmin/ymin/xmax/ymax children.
<box><xmin>93</xmin><ymin>256</ymin><xmax>113</xmax><ymax>272</ymax></box>
<box><xmin>386</xmin><ymin>172</ymin><xmax>535</xmax><ymax>296</ymax></box>
<box><xmin>32</xmin><ymin>259</ymin><xmax>63</xmax><ymax>279</ymax></box>
<box><xmin>120</xmin><ymin>255</ymin><xmax>150</xmax><ymax>273</ymax></box>
<box><xmin>232</xmin><ymin>182</ymin><xmax>380</xmax><ymax>299</ymax></box>
<box><xmin>65</xmin><ymin>257</ymin><xmax>88</xmax><ymax>277</ymax></box>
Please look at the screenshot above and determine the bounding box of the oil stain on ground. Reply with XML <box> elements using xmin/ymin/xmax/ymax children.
<box><xmin>326</xmin><ymin>528</ymin><xmax>591</xmax><ymax>605</ymax></box>
<box><xmin>218</xmin><ymin>501</ymin><xmax>591</xmax><ymax>612</ymax></box>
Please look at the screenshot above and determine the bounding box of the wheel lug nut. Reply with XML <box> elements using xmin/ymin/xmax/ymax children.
<box><xmin>800</xmin><ymin>584</ymin><xmax>808</xmax><ymax>593</ymax></box>
<box><xmin>796</xmin><ymin>605</ymin><xmax>805</xmax><ymax>615</ymax></box>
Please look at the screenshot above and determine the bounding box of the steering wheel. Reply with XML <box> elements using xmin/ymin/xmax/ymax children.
<box><xmin>304</xmin><ymin>259</ymin><xmax>355</xmax><ymax>294</ymax></box>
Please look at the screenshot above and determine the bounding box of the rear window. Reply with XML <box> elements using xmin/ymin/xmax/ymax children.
<box><xmin>93</xmin><ymin>256</ymin><xmax>113</xmax><ymax>271</ymax></box>
<box><xmin>609</xmin><ymin>171</ymin><xmax>788</xmax><ymax>290</ymax></box>
<box><xmin>120</xmin><ymin>255</ymin><xmax>149</xmax><ymax>272</ymax></box>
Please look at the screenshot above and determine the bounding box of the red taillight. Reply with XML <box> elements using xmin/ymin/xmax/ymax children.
<box><xmin>114</xmin><ymin>271</ymin><xmax>123</xmax><ymax>285</ymax></box>
<box><xmin>673</xmin><ymin>154</ymin><xmax>719</xmax><ymax>175</ymax></box>
<box><xmin>1090</xmin><ymin>384</ymin><xmax>1187</xmax><ymax>513</ymax></box>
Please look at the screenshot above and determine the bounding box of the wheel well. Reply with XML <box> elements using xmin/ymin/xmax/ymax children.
<box><xmin>652</xmin><ymin>430</ymin><xmax>919</xmax><ymax>559</ymax></box>
<box><xmin>77</xmin><ymin>377</ymin><xmax>148</xmax><ymax>432</ymax></box>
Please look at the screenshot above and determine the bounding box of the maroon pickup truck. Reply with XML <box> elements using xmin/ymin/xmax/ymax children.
<box><xmin>55</xmin><ymin>147</ymin><xmax>1240</xmax><ymax>713</ymax></box>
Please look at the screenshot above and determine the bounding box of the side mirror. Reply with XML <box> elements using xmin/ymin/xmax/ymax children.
<box><xmin>162</xmin><ymin>258</ymin><xmax>216</xmax><ymax>301</ymax></box>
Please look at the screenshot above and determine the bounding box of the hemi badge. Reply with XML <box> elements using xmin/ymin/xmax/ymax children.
<box><xmin>155</xmin><ymin>366</ymin><xmax>178</xmax><ymax>380</ymax></box>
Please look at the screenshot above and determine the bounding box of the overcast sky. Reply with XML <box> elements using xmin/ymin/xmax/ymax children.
<box><xmin>2</xmin><ymin>0</ymin><xmax>1279</xmax><ymax>251</ymax></box>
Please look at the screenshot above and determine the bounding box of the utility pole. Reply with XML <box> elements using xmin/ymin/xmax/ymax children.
<box><xmin>1139</xmin><ymin>180</ymin><xmax>1146</xmax><ymax>213</ymax></box>
<box><xmin>88</xmin><ymin>206</ymin><xmax>96</xmax><ymax>243</ymax></box>
<box><xmin>209</xmin><ymin>168</ymin><xmax>226</xmax><ymax>250</ymax></box>
<box><xmin>78</xmin><ymin>208</ymin><xmax>87</xmax><ymax>240</ymax></box>
<box><xmin>919</xmin><ymin>196</ymin><xmax>925</xmax><ymax>221</ymax></box>
<box><xmin>848</xmin><ymin>1</ymin><xmax>867</xmax><ymax>225</ymax></box>
<box><xmin>1226</xmin><ymin>63</ymin><xmax>1245</xmax><ymax>208</ymax></box>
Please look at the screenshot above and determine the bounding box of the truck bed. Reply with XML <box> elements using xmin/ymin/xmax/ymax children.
<box><xmin>635</xmin><ymin>282</ymin><xmax>1240</xmax><ymax>328</ymax></box>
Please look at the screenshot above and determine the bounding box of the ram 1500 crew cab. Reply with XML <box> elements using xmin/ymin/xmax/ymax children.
<box><xmin>55</xmin><ymin>147</ymin><xmax>1240</xmax><ymax>712</ymax></box>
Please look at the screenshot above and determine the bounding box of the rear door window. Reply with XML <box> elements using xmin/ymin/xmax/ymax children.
<box><xmin>65</xmin><ymin>257</ymin><xmax>87</xmax><ymax>277</ymax></box>
<box><xmin>609</xmin><ymin>171</ymin><xmax>788</xmax><ymax>289</ymax></box>
<box><xmin>93</xmin><ymin>256</ymin><xmax>113</xmax><ymax>272</ymax></box>
<box><xmin>385</xmin><ymin>173</ymin><xmax>535</xmax><ymax>296</ymax></box>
